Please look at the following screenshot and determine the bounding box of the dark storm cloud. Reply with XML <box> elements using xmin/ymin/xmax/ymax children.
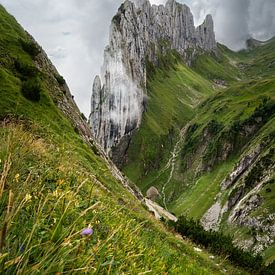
<box><xmin>0</xmin><ymin>0</ymin><xmax>274</xmax><ymax>115</ymax></box>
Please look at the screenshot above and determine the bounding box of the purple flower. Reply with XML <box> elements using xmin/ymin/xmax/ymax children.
<box><xmin>19</xmin><ymin>244</ymin><xmax>25</xmax><ymax>253</ymax></box>
<box><xmin>81</xmin><ymin>228</ymin><xmax>93</xmax><ymax>237</ymax></box>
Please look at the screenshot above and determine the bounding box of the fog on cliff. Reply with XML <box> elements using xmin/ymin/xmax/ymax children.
<box><xmin>1</xmin><ymin>0</ymin><xmax>274</xmax><ymax>116</ymax></box>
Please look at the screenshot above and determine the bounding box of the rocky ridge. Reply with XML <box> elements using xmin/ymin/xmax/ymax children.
<box><xmin>90</xmin><ymin>0</ymin><xmax>216</xmax><ymax>153</ymax></box>
<box><xmin>201</xmin><ymin>144</ymin><xmax>275</xmax><ymax>254</ymax></box>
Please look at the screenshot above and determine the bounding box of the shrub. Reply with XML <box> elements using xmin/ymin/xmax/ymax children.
<box><xmin>112</xmin><ymin>14</ymin><xmax>121</xmax><ymax>28</ymax></box>
<box><xmin>55</xmin><ymin>74</ymin><xmax>66</xmax><ymax>85</ymax></box>
<box><xmin>81</xmin><ymin>113</ymin><xmax>87</xmax><ymax>121</ymax></box>
<box><xmin>206</xmin><ymin>119</ymin><xmax>223</xmax><ymax>135</ymax></box>
<box><xmin>169</xmin><ymin>215</ymin><xmax>264</xmax><ymax>272</ymax></box>
<box><xmin>20</xmin><ymin>39</ymin><xmax>40</xmax><ymax>58</ymax></box>
<box><xmin>21</xmin><ymin>78</ymin><xmax>42</xmax><ymax>102</ymax></box>
<box><xmin>244</xmin><ymin>149</ymin><xmax>274</xmax><ymax>190</ymax></box>
<box><xmin>260</xmin><ymin>261</ymin><xmax>275</xmax><ymax>275</ymax></box>
<box><xmin>14</xmin><ymin>58</ymin><xmax>38</xmax><ymax>78</ymax></box>
<box><xmin>247</xmin><ymin>99</ymin><xmax>275</xmax><ymax>124</ymax></box>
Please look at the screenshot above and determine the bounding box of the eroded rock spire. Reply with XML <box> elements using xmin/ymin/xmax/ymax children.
<box><xmin>90</xmin><ymin>0</ymin><xmax>216</xmax><ymax>153</ymax></box>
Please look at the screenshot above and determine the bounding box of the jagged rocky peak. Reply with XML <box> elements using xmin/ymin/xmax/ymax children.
<box><xmin>132</xmin><ymin>0</ymin><xmax>148</xmax><ymax>8</ymax></box>
<box><xmin>196</xmin><ymin>14</ymin><xmax>216</xmax><ymax>51</ymax></box>
<box><xmin>90</xmin><ymin>0</ymin><xmax>217</xmax><ymax>153</ymax></box>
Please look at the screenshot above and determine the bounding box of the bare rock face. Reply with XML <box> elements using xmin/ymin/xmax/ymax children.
<box><xmin>221</xmin><ymin>145</ymin><xmax>261</xmax><ymax>190</ymax></box>
<box><xmin>196</xmin><ymin>14</ymin><xmax>216</xmax><ymax>51</ymax></box>
<box><xmin>201</xmin><ymin>202</ymin><xmax>223</xmax><ymax>231</ymax></box>
<box><xmin>90</xmin><ymin>0</ymin><xmax>216</xmax><ymax>153</ymax></box>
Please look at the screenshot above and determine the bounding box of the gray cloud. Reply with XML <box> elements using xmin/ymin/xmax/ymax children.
<box><xmin>191</xmin><ymin>0</ymin><xmax>251</xmax><ymax>49</ymax></box>
<box><xmin>248</xmin><ymin>0</ymin><xmax>275</xmax><ymax>41</ymax></box>
<box><xmin>186</xmin><ymin>0</ymin><xmax>275</xmax><ymax>49</ymax></box>
<box><xmin>0</xmin><ymin>0</ymin><xmax>274</xmax><ymax>116</ymax></box>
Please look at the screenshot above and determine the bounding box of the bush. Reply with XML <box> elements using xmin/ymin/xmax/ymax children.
<box><xmin>244</xmin><ymin>149</ymin><xmax>274</xmax><ymax>190</ymax></box>
<box><xmin>260</xmin><ymin>261</ymin><xmax>275</xmax><ymax>275</ymax></box>
<box><xmin>21</xmin><ymin>78</ymin><xmax>42</xmax><ymax>102</ymax></box>
<box><xmin>206</xmin><ymin>119</ymin><xmax>223</xmax><ymax>135</ymax></box>
<box><xmin>169</xmin><ymin>215</ymin><xmax>264</xmax><ymax>272</ymax></box>
<box><xmin>55</xmin><ymin>75</ymin><xmax>66</xmax><ymax>85</ymax></box>
<box><xmin>81</xmin><ymin>113</ymin><xmax>87</xmax><ymax>121</ymax></box>
<box><xmin>14</xmin><ymin>58</ymin><xmax>38</xmax><ymax>78</ymax></box>
<box><xmin>20</xmin><ymin>39</ymin><xmax>40</xmax><ymax>58</ymax></box>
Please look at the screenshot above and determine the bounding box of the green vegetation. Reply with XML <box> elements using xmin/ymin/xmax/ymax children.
<box><xmin>170</xmin><ymin>158</ymin><xmax>237</xmax><ymax>219</ymax></box>
<box><xmin>55</xmin><ymin>74</ymin><xmax>66</xmax><ymax>86</ymax></box>
<box><xmin>122</xmin><ymin>36</ymin><xmax>275</xmax><ymax>262</ymax></box>
<box><xmin>123</xmin><ymin>51</ymin><xmax>215</xmax><ymax>191</ymax></box>
<box><xmin>20</xmin><ymin>39</ymin><xmax>40</xmax><ymax>58</ymax></box>
<box><xmin>169</xmin><ymin>215</ymin><xmax>275</xmax><ymax>273</ymax></box>
<box><xmin>0</xmin><ymin>4</ymin><xmax>246</xmax><ymax>274</ymax></box>
<box><xmin>1</xmin><ymin>123</ymin><xmax>236</xmax><ymax>274</ymax></box>
<box><xmin>21</xmin><ymin>78</ymin><xmax>42</xmax><ymax>102</ymax></box>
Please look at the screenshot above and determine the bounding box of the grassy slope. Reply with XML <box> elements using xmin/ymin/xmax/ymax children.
<box><xmin>124</xmin><ymin>54</ymin><xmax>224</xmax><ymax>192</ymax></box>
<box><xmin>123</xmin><ymin>45</ymin><xmax>240</xmax><ymax>193</ymax></box>
<box><xmin>170</xmin><ymin>41</ymin><xmax>275</xmax><ymax>218</ymax></box>
<box><xmin>122</xmin><ymin>39</ymin><xmax>275</xmax><ymax>261</ymax></box>
<box><xmin>0</xmin><ymin>5</ymin><xmax>245</xmax><ymax>274</ymax></box>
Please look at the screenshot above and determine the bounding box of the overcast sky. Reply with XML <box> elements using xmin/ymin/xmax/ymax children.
<box><xmin>1</xmin><ymin>0</ymin><xmax>274</xmax><ymax>116</ymax></box>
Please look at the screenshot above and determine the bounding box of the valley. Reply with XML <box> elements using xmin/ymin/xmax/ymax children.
<box><xmin>0</xmin><ymin>0</ymin><xmax>274</xmax><ymax>273</ymax></box>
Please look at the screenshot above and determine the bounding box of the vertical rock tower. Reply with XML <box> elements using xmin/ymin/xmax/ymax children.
<box><xmin>90</xmin><ymin>0</ymin><xmax>216</xmax><ymax>153</ymax></box>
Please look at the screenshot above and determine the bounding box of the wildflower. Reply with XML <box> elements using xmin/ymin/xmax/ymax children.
<box><xmin>25</xmin><ymin>193</ymin><xmax>32</xmax><ymax>202</ymax></box>
<box><xmin>19</xmin><ymin>244</ymin><xmax>25</xmax><ymax>253</ymax></box>
<box><xmin>62</xmin><ymin>240</ymin><xmax>72</xmax><ymax>247</ymax></box>
<box><xmin>56</xmin><ymin>179</ymin><xmax>65</xmax><ymax>186</ymax></box>
<box><xmin>14</xmin><ymin>173</ymin><xmax>20</xmax><ymax>183</ymax></box>
<box><xmin>80</xmin><ymin>228</ymin><xmax>93</xmax><ymax>237</ymax></box>
<box><xmin>52</xmin><ymin>189</ymin><xmax>61</xmax><ymax>197</ymax></box>
<box><xmin>194</xmin><ymin>247</ymin><xmax>202</xmax><ymax>252</ymax></box>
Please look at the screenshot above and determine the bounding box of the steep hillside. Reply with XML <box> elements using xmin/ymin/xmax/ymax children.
<box><xmin>0</xmin><ymin>4</ymin><xmax>247</xmax><ymax>274</ymax></box>
<box><xmin>121</xmin><ymin>37</ymin><xmax>275</xmax><ymax>261</ymax></box>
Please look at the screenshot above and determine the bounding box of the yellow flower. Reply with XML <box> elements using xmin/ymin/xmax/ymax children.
<box><xmin>56</xmin><ymin>179</ymin><xmax>65</xmax><ymax>186</ymax></box>
<box><xmin>14</xmin><ymin>173</ymin><xmax>20</xmax><ymax>183</ymax></box>
<box><xmin>52</xmin><ymin>189</ymin><xmax>61</xmax><ymax>197</ymax></box>
<box><xmin>25</xmin><ymin>193</ymin><xmax>32</xmax><ymax>202</ymax></box>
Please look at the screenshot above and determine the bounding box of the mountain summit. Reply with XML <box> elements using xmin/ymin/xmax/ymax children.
<box><xmin>89</xmin><ymin>0</ymin><xmax>216</xmax><ymax>152</ymax></box>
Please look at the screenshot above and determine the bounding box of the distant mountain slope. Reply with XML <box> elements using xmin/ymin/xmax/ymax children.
<box><xmin>122</xmin><ymin>36</ymin><xmax>275</xmax><ymax>261</ymax></box>
<box><xmin>0</xmin><ymin>4</ymin><xmax>245</xmax><ymax>274</ymax></box>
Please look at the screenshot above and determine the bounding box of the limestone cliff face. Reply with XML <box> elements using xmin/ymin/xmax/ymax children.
<box><xmin>90</xmin><ymin>0</ymin><xmax>216</xmax><ymax>153</ymax></box>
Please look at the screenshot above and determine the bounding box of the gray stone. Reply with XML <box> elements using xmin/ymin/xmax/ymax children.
<box><xmin>221</xmin><ymin>145</ymin><xmax>261</xmax><ymax>190</ymax></box>
<box><xmin>89</xmin><ymin>0</ymin><xmax>216</xmax><ymax>153</ymax></box>
<box><xmin>146</xmin><ymin>186</ymin><xmax>160</xmax><ymax>201</ymax></box>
